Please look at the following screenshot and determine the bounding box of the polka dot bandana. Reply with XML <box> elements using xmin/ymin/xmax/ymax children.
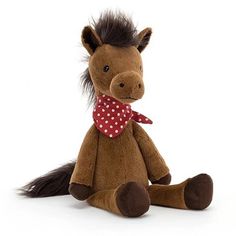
<box><xmin>93</xmin><ymin>94</ymin><xmax>152</xmax><ymax>138</ymax></box>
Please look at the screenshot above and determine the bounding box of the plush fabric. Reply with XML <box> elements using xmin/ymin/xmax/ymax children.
<box><xmin>148</xmin><ymin>174</ymin><xmax>213</xmax><ymax>210</ymax></box>
<box><xmin>71</xmin><ymin>121</ymin><xmax>153</xmax><ymax>192</ymax></box>
<box><xmin>116</xmin><ymin>182</ymin><xmax>150</xmax><ymax>217</ymax></box>
<box><xmin>88</xmin><ymin>44</ymin><xmax>144</xmax><ymax>104</ymax></box>
<box><xmin>22</xmin><ymin>12</ymin><xmax>213</xmax><ymax>217</ymax></box>
<box><xmin>93</xmin><ymin>94</ymin><xmax>152</xmax><ymax>138</ymax></box>
<box><xmin>132</xmin><ymin>122</ymin><xmax>170</xmax><ymax>182</ymax></box>
<box><xmin>87</xmin><ymin>186</ymin><xmax>121</xmax><ymax>215</ymax></box>
<box><xmin>69</xmin><ymin>183</ymin><xmax>93</xmax><ymax>200</ymax></box>
<box><xmin>69</xmin><ymin>12</ymin><xmax>213</xmax><ymax>216</ymax></box>
<box><xmin>152</xmin><ymin>173</ymin><xmax>172</xmax><ymax>185</ymax></box>
<box><xmin>87</xmin><ymin>182</ymin><xmax>150</xmax><ymax>217</ymax></box>
<box><xmin>148</xmin><ymin>180</ymin><xmax>188</xmax><ymax>209</ymax></box>
<box><xmin>184</xmin><ymin>174</ymin><xmax>213</xmax><ymax>210</ymax></box>
<box><xmin>70</xmin><ymin>125</ymin><xmax>99</xmax><ymax>186</ymax></box>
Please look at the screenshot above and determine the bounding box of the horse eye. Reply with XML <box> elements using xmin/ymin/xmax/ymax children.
<box><xmin>103</xmin><ymin>65</ymin><xmax>109</xmax><ymax>72</ymax></box>
<box><xmin>140</xmin><ymin>65</ymin><xmax>142</xmax><ymax>71</ymax></box>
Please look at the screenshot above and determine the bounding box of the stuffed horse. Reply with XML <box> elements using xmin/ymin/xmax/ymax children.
<box><xmin>21</xmin><ymin>12</ymin><xmax>213</xmax><ymax>217</ymax></box>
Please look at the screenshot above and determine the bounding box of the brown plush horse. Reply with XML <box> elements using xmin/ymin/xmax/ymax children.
<box><xmin>21</xmin><ymin>12</ymin><xmax>213</xmax><ymax>217</ymax></box>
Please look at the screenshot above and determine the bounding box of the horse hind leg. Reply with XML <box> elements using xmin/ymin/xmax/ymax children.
<box><xmin>148</xmin><ymin>174</ymin><xmax>213</xmax><ymax>210</ymax></box>
<box><xmin>87</xmin><ymin>182</ymin><xmax>150</xmax><ymax>217</ymax></box>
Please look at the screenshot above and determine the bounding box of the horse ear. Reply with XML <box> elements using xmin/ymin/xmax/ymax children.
<box><xmin>82</xmin><ymin>26</ymin><xmax>102</xmax><ymax>55</ymax></box>
<box><xmin>137</xmin><ymin>28</ymin><xmax>152</xmax><ymax>53</ymax></box>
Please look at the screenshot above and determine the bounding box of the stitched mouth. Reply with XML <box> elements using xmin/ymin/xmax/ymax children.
<box><xmin>120</xmin><ymin>96</ymin><xmax>138</xmax><ymax>100</ymax></box>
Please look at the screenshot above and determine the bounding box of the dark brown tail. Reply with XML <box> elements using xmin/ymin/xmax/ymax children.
<box><xmin>19</xmin><ymin>162</ymin><xmax>75</xmax><ymax>197</ymax></box>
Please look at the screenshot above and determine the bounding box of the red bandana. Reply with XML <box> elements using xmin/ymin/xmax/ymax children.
<box><xmin>93</xmin><ymin>94</ymin><xmax>152</xmax><ymax>138</ymax></box>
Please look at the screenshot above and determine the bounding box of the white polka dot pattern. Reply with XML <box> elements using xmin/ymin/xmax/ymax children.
<box><xmin>93</xmin><ymin>95</ymin><xmax>152</xmax><ymax>138</ymax></box>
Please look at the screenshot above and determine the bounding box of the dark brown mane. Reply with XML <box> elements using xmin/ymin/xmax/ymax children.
<box><xmin>93</xmin><ymin>11</ymin><xmax>138</xmax><ymax>47</ymax></box>
<box><xmin>81</xmin><ymin>11</ymin><xmax>139</xmax><ymax>106</ymax></box>
<box><xmin>81</xmin><ymin>67</ymin><xmax>95</xmax><ymax>105</ymax></box>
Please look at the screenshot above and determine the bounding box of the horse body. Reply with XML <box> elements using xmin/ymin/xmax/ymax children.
<box><xmin>21</xmin><ymin>12</ymin><xmax>213</xmax><ymax>217</ymax></box>
<box><xmin>94</xmin><ymin>121</ymin><xmax>149</xmax><ymax>192</ymax></box>
<box><xmin>71</xmin><ymin>122</ymin><xmax>149</xmax><ymax>192</ymax></box>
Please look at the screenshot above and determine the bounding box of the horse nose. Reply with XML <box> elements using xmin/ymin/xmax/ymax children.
<box><xmin>110</xmin><ymin>71</ymin><xmax>145</xmax><ymax>102</ymax></box>
<box><xmin>119</xmin><ymin>82</ymin><xmax>142</xmax><ymax>89</ymax></box>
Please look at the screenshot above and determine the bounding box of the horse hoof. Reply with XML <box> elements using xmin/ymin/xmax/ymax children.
<box><xmin>116</xmin><ymin>182</ymin><xmax>150</xmax><ymax>217</ymax></box>
<box><xmin>184</xmin><ymin>174</ymin><xmax>213</xmax><ymax>210</ymax></box>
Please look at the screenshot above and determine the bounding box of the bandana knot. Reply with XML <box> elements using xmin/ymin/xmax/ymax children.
<box><xmin>93</xmin><ymin>95</ymin><xmax>152</xmax><ymax>138</ymax></box>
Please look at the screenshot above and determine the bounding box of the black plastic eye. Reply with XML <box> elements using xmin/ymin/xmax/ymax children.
<box><xmin>103</xmin><ymin>65</ymin><xmax>109</xmax><ymax>72</ymax></box>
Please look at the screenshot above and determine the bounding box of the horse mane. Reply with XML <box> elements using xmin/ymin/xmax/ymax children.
<box><xmin>81</xmin><ymin>11</ymin><xmax>139</xmax><ymax>106</ymax></box>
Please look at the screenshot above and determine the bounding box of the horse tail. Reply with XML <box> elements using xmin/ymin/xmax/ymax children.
<box><xmin>19</xmin><ymin>162</ymin><xmax>75</xmax><ymax>197</ymax></box>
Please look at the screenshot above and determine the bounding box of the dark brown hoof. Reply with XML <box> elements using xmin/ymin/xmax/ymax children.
<box><xmin>69</xmin><ymin>183</ymin><xmax>93</xmax><ymax>200</ymax></box>
<box><xmin>152</xmin><ymin>173</ymin><xmax>172</xmax><ymax>185</ymax></box>
<box><xmin>184</xmin><ymin>174</ymin><xmax>213</xmax><ymax>210</ymax></box>
<box><xmin>116</xmin><ymin>182</ymin><xmax>150</xmax><ymax>217</ymax></box>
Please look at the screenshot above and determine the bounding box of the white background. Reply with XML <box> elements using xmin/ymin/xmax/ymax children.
<box><xmin>0</xmin><ymin>0</ymin><xmax>236</xmax><ymax>235</ymax></box>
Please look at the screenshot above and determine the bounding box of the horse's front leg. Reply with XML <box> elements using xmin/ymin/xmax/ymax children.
<box><xmin>148</xmin><ymin>174</ymin><xmax>213</xmax><ymax>210</ymax></box>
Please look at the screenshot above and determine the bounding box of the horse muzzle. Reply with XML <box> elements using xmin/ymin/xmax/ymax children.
<box><xmin>110</xmin><ymin>71</ymin><xmax>144</xmax><ymax>103</ymax></box>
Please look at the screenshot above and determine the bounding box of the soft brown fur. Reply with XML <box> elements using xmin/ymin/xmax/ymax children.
<box><xmin>69</xmin><ymin>12</ymin><xmax>213</xmax><ymax>216</ymax></box>
<box><xmin>70</xmin><ymin>121</ymin><xmax>169</xmax><ymax>192</ymax></box>
<box><xmin>21</xmin><ymin>12</ymin><xmax>213</xmax><ymax>217</ymax></box>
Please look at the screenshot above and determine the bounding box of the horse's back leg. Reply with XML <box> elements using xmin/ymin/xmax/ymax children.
<box><xmin>87</xmin><ymin>182</ymin><xmax>150</xmax><ymax>217</ymax></box>
<box><xmin>148</xmin><ymin>174</ymin><xmax>213</xmax><ymax>210</ymax></box>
